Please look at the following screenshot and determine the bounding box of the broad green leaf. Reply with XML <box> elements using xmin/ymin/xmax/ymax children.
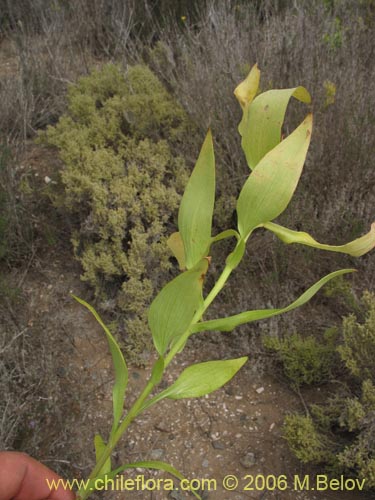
<box><xmin>239</xmin><ymin>86</ymin><xmax>311</xmax><ymax>170</ymax></box>
<box><xmin>152</xmin><ymin>357</ymin><xmax>247</xmax><ymax>401</ymax></box>
<box><xmin>264</xmin><ymin>221</ymin><xmax>375</xmax><ymax>257</ymax></box>
<box><xmin>191</xmin><ymin>269</ymin><xmax>354</xmax><ymax>333</ymax></box>
<box><xmin>94</xmin><ymin>434</ymin><xmax>111</xmax><ymax>475</ymax></box>
<box><xmin>178</xmin><ymin>130</ymin><xmax>215</xmax><ymax>269</ymax></box>
<box><xmin>234</xmin><ymin>63</ymin><xmax>260</xmax><ymax>109</ymax></box>
<box><xmin>237</xmin><ymin>114</ymin><xmax>313</xmax><ymax>239</ymax></box>
<box><xmin>80</xmin><ymin>461</ymin><xmax>202</xmax><ymax>500</ymax></box>
<box><xmin>167</xmin><ymin>232</ymin><xmax>186</xmax><ymax>270</ymax></box>
<box><xmin>72</xmin><ymin>295</ymin><xmax>128</xmax><ymax>437</ymax></box>
<box><xmin>148</xmin><ymin>259</ymin><xmax>208</xmax><ymax>356</ymax></box>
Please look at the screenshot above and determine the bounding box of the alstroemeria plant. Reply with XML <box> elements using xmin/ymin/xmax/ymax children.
<box><xmin>74</xmin><ymin>64</ymin><xmax>374</xmax><ymax>499</ymax></box>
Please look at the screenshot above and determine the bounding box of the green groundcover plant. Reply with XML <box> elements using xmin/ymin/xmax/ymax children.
<box><xmin>73</xmin><ymin>65</ymin><xmax>374</xmax><ymax>499</ymax></box>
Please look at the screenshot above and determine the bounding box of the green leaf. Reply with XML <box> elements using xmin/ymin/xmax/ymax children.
<box><xmin>148</xmin><ymin>259</ymin><xmax>208</xmax><ymax>356</ymax></box>
<box><xmin>234</xmin><ymin>63</ymin><xmax>260</xmax><ymax>109</ymax></box>
<box><xmin>192</xmin><ymin>269</ymin><xmax>355</xmax><ymax>333</ymax></box>
<box><xmin>239</xmin><ymin>86</ymin><xmax>311</xmax><ymax>170</ymax></box>
<box><xmin>72</xmin><ymin>295</ymin><xmax>128</xmax><ymax>437</ymax></box>
<box><xmin>237</xmin><ymin>114</ymin><xmax>313</xmax><ymax>239</ymax></box>
<box><xmin>178</xmin><ymin>130</ymin><xmax>215</xmax><ymax>269</ymax></box>
<box><xmin>264</xmin><ymin>222</ymin><xmax>375</xmax><ymax>257</ymax></box>
<box><xmin>152</xmin><ymin>357</ymin><xmax>247</xmax><ymax>401</ymax></box>
<box><xmin>94</xmin><ymin>434</ymin><xmax>111</xmax><ymax>475</ymax></box>
<box><xmin>225</xmin><ymin>238</ymin><xmax>246</xmax><ymax>271</ymax></box>
<box><xmin>150</xmin><ymin>356</ymin><xmax>165</xmax><ymax>385</ymax></box>
<box><xmin>167</xmin><ymin>232</ymin><xmax>186</xmax><ymax>270</ymax></box>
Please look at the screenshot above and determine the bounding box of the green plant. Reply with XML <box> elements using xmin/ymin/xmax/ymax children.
<box><xmin>72</xmin><ymin>65</ymin><xmax>374</xmax><ymax>499</ymax></box>
<box><xmin>40</xmin><ymin>63</ymin><xmax>191</xmax><ymax>358</ymax></box>
<box><xmin>263</xmin><ymin>329</ymin><xmax>338</xmax><ymax>386</ymax></box>
<box><xmin>338</xmin><ymin>291</ymin><xmax>375</xmax><ymax>380</ymax></box>
<box><xmin>284</xmin><ymin>292</ymin><xmax>375</xmax><ymax>489</ymax></box>
<box><xmin>283</xmin><ymin>414</ymin><xmax>332</xmax><ymax>463</ymax></box>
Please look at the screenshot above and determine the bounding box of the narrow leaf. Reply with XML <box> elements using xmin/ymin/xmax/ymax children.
<box><xmin>192</xmin><ymin>269</ymin><xmax>354</xmax><ymax>333</ymax></box>
<box><xmin>264</xmin><ymin>221</ymin><xmax>375</xmax><ymax>257</ymax></box>
<box><xmin>167</xmin><ymin>232</ymin><xmax>186</xmax><ymax>270</ymax></box>
<box><xmin>225</xmin><ymin>238</ymin><xmax>246</xmax><ymax>271</ymax></box>
<box><xmin>237</xmin><ymin>114</ymin><xmax>313</xmax><ymax>239</ymax></box>
<box><xmin>234</xmin><ymin>63</ymin><xmax>260</xmax><ymax>109</ymax></box>
<box><xmin>94</xmin><ymin>434</ymin><xmax>111</xmax><ymax>475</ymax></box>
<box><xmin>178</xmin><ymin>130</ymin><xmax>215</xmax><ymax>269</ymax></box>
<box><xmin>154</xmin><ymin>357</ymin><xmax>247</xmax><ymax>400</ymax></box>
<box><xmin>72</xmin><ymin>295</ymin><xmax>128</xmax><ymax>436</ymax></box>
<box><xmin>239</xmin><ymin>86</ymin><xmax>311</xmax><ymax>170</ymax></box>
<box><xmin>148</xmin><ymin>259</ymin><xmax>208</xmax><ymax>356</ymax></box>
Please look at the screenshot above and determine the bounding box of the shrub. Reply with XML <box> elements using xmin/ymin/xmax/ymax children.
<box><xmin>338</xmin><ymin>291</ymin><xmax>375</xmax><ymax>380</ymax></box>
<box><xmin>283</xmin><ymin>414</ymin><xmax>332</xmax><ymax>463</ymax></box>
<box><xmin>284</xmin><ymin>292</ymin><xmax>375</xmax><ymax>489</ymax></box>
<box><xmin>41</xmin><ymin>63</ymin><xmax>191</xmax><ymax>358</ymax></box>
<box><xmin>263</xmin><ymin>329</ymin><xmax>338</xmax><ymax>386</ymax></box>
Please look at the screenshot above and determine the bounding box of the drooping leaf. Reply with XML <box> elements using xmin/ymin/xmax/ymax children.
<box><xmin>237</xmin><ymin>114</ymin><xmax>313</xmax><ymax>239</ymax></box>
<box><xmin>191</xmin><ymin>269</ymin><xmax>354</xmax><ymax>333</ymax></box>
<box><xmin>148</xmin><ymin>259</ymin><xmax>208</xmax><ymax>356</ymax></box>
<box><xmin>148</xmin><ymin>357</ymin><xmax>247</xmax><ymax>403</ymax></box>
<box><xmin>167</xmin><ymin>232</ymin><xmax>186</xmax><ymax>270</ymax></box>
<box><xmin>94</xmin><ymin>434</ymin><xmax>111</xmax><ymax>475</ymax></box>
<box><xmin>264</xmin><ymin>222</ymin><xmax>375</xmax><ymax>257</ymax></box>
<box><xmin>239</xmin><ymin>86</ymin><xmax>311</xmax><ymax>170</ymax></box>
<box><xmin>72</xmin><ymin>295</ymin><xmax>127</xmax><ymax>437</ymax></box>
<box><xmin>178</xmin><ymin>130</ymin><xmax>215</xmax><ymax>269</ymax></box>
<box><xmin>234</xmin><ymin>63</ymin><xmax>260</xmax><ymax>109</ymax></box>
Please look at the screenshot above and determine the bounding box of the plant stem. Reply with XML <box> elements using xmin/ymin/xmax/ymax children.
<box><xmin>78</xmin><ymin>379</ymin><xmax>155</xmax><ymax>500</ymax></box>
<box><xmin>79</xmin><ymin>241</ymin><xmax>241</xmax><ymax>499</ymax></box>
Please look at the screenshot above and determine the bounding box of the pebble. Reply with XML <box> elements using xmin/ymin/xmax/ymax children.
<box><xmin>212</xmin><ymin>440</ymin><xmax>226</xmax><ymax>450</ymax></box>
<box><xmin>169</xmin><ymin>490</ymin><xmax>185</xmax><ymax>500</ymax></box>
<box><xmin>256</xmin><ymin>386</ymin><xmax>265</xmax><ymax>394</ymax></box>
<box><xmin>149</xmin><ymin>448</ymin><xmax>164</xmax><ymax>460</ymax></box>
<box><xmin>202</xmin><ymin>458</ymin><xmax>209</xmax><ymax>468</ymax></box>
<box><xmin>240</xmin><ymin>451</ymin><xmax>256</xmax><ymax>468</ymax></box>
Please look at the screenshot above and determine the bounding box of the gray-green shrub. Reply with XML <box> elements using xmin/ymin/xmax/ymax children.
<box><xmin>284</xmin><ymin>292</ymin><xmax>375</xmax><ymax>489</ymax></box>
<box><xmin>41</xmin><ymin>63</ymin><xmax>191</xmax><ymax>357</ymax></box>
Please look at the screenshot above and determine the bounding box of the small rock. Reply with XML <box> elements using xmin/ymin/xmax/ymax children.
<box><xmin>269</xmin><ymin>422</ymin><xmax>276</xmax><ymax>431</ymax></box>
<box><xmin>240</xmin><ymin>451</ymin><xmax>256</xmax><ymax>468</ymax></box>
<box><xmin>256</xmin><ymin>386</ymin><xmax>265</xmax><ymax>394</ymax></box>
<box><xmin>212</xmin><ymin>440</ymin><xmax>226</xmax><ymax>450</ymax></box>
<box><xmin>202</xmin><ymin>458</ymin><xmax>209</xmax><ymax>468</ymax></box>
<box><xmin>169</xmin><ymin>490</ymin><xmax>185</xmax><ymax>500</ymax></box>
<box><xmin>150</xmin><ymin>448</ymin><xmax>164</xmax><ymax>460</ymax></box>
<box><xmin>56</xmin><ymin>367</ymin><xmax>66</xmax><ymax>377</ymax></box>
<box><xmin>154</xmin><ymin>422</ymin><xmax>171</xmax><ymax>433</ymax></box>
<box><xmin>44</xmin><ymin>176</ymin><xmax>52</xmax><ymax>184</ymax></box>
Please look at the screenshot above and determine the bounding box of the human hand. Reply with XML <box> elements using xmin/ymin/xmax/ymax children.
<box><xmin>0</xmin><ymin>451</ymin><xmax>75</xmax><ymax>500</ymax></box>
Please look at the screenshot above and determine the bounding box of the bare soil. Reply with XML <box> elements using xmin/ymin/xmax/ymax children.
<box><xmin>4</xmin><ymin>137</ymin><xmax>372</xmax><ymax>500</ymax></box>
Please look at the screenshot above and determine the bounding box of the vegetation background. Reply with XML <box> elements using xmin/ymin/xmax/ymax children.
<box><xmin>1</xmin><ymin>0</ymin><xmax>374</xmax><ymax>496</ymax></box>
